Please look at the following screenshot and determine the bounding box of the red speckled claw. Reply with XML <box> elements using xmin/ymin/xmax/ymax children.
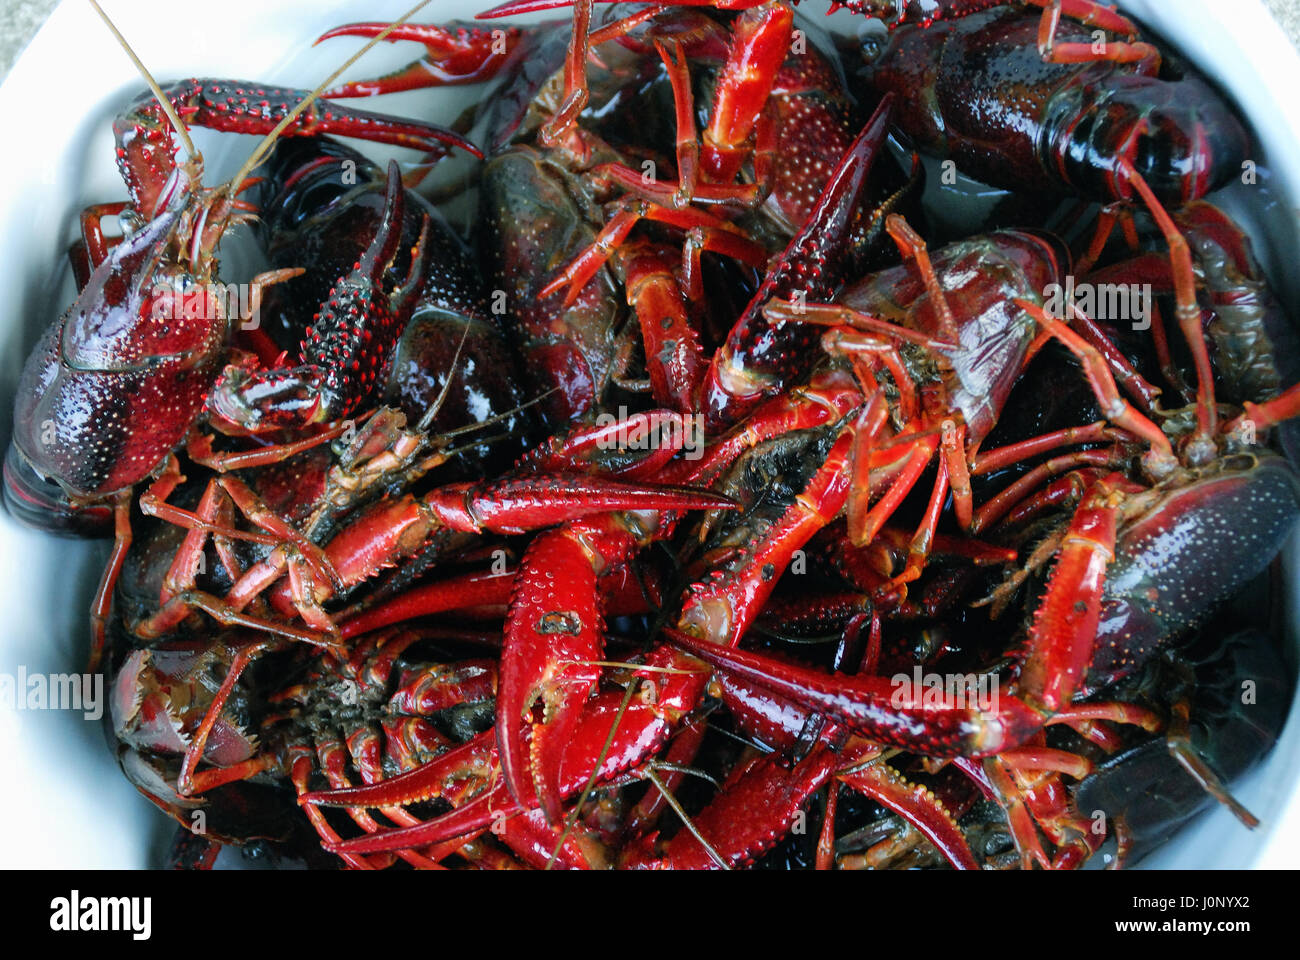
<box><xmin>664</xmin><ymin>627</ymin><xmax>1044</xmax><ymax>758</ymax></box>
<box><xmin>315</xmin><ymin>22</ymin><xmax>523</xmax><ymax>98</ymax></box>
<box><xmin>498</xmin><ymin>529</ymin><xmax>601</xmax><ymax>822</ymax></box>
<box><xmin>700</xmin><ymin>95</ymin><xmax>896</xmax><ymax>431</ymax></box>
<box><xmin>624</xmin><ymin>746</ymin><xmax>838</xmax><ymax>869</ymax></box>
<box><xmin>115</xmin><ymin>79</ymin><xmax>481</xmax><ymax>215</ymax></box>
<box><xmin>210</xmin><ymin>161</ymin><xmax>426</xmax><ymax>433</ymax></box>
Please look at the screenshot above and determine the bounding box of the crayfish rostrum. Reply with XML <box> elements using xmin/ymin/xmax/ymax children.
<box><xmin>9</xmin><ymin>0</ymin><xmax>1300</xmax><ymax>870</ymax></box>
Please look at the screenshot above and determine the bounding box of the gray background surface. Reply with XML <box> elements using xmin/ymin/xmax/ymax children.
<box><xmin>2</xmin><ymin>0</ymin><xmax>59</xmax><ymax>79</ymax></box>
<box><xmin>1276</xmin><ymin>0</ymin><xmax>1300</xmax><ymax>44</ymax></box>
<box><xmin>2</xmin><ymin>0</ymin><xmax>1300</xmax><ymax>79</ymax></box>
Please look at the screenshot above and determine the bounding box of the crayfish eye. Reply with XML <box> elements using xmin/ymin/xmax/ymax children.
<box><xmin>119</xmin><ymin>208</ymin><xmax>145</xmax><ymax>236</ymax></box>
<box><xmin>858</xmin><ymin>20</ymin><xmax>890</xmax><ymax>63</ymax></box>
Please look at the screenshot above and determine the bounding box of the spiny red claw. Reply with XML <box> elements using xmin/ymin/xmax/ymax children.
<box><xmin>315</xmin><ymin>23</ymin><xmax>524</xmax><ymax>98</ymax></box>
<box><xmin>499</xmin><ymin>529</ymin><xmax>604</xmax><ymax>823</ymax></box>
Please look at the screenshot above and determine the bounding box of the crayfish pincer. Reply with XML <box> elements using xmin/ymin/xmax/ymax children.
<box><xmin>208</xmin><ymin>157</ymin><xmax>433</xmax><ymax>432</ymax></box>
<box><xmin>240</xmin><ymin>136</ymin><xmax>530</xmax><ymax>471</ymax></box>
<box><xmin>1085</xmin><ymin>453</ymin><xmax>1300</xmax><ymax>694</ymax></box>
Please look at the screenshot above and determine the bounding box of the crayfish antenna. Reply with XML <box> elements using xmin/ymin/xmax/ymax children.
<box><xmin>432</xmin><ymin>387</ymin><xmax>560</xmax><ymax>443</ymax></box>
<box><xmin>416</xmin><ymin>323</ymin><xmax>473</xmax><ymax>434</ymax></box>
<box><xmin>89</xmin><ymin>0</ymin><xmax>197</xmax><ymax>165</ymax></box>
<box><xmin>1166</xmin><ymin>705</ymin><xmax>1261</xmax><ymax>829</ymax></box>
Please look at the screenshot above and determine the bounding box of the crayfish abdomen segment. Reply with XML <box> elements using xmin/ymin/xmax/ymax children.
<box><xmin>1039</xmin><ymin>72</ymin><xmax>1250</xmax><ymax>208</ymax></box>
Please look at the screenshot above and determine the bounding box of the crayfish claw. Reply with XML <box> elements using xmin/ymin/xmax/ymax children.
<box><xmin>315</xmin><ymin>22</ymin><xmax>523</xmax><ymax>99</ymax></box>
<box><xmin>499</xmin><ymin>529</ymin><xmax>603</xmax><ymax>822</ymax></box>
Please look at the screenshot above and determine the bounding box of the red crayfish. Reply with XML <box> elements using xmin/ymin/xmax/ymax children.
<box><xmin>12</xmin><ymin>0</ymin><xmax>1300</xmax><ymax>871</ymax></box>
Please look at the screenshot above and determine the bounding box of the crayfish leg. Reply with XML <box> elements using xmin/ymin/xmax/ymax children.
<box><xmin>1016</xmin><ymin>298</ymin><xmax>1177</xmax><ymax>476</ymax></box>
<box><xmin>89</xmin><ymin>489</ymin><xmax>140</xmax><ymax>672</ymax></box>
<box><xmin>1115</xmin><ymin>159</ymin><xmax>1220</xmax><ymax>457</ymax></box>
<box><xmin>1030</xmin><ymin>0</ymin><xmax>1158</xmax><ymax>67</ymax></box>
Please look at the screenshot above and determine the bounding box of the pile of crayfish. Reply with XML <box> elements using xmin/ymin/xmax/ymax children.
<box><xmin>9</xmin><ymin>0</ymin><xmax>1300</xmax><ymax>869</ymax></box>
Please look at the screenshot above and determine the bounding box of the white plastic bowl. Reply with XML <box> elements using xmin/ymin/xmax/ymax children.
<box><xmin>0</xmin><ymin>0</ymin><xmax>1297</xmax><ymax>869</ymax></box>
